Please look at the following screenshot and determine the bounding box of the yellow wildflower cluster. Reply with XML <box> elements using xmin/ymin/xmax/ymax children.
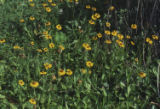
<box><xmin>44</xmin><ymin>63</ymin><xmax>52</xmax><ymax>70</ymax></box>
<box><xmin>146</xmin><ymin>37</ymin><xmax>153</xmax><ymax>45</ymax></box>
<box><xmin>82</xmin><ymin>43</ymin><xmax>91</xmax><ymax>51</ymax></box>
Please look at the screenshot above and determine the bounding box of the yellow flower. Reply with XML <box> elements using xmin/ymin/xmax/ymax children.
<box><xmin>152</xmin><ymin>35</ymin><xmax>158</xmax><ymax>40</ymax></box>
<box><xmin>56</xmin><ymin>24</ymin><xmax>62</xmax><ymax>30</ymax></box>
<box><xmin>82</xmin><ymin>43</ymin><xmax>91</xmax><ymax>51</ymax></box>
<box><xmin>18</xmin><ymin>80</ymin><xmax>24</xmax><ymax>86</ymax></box>
<box><xmin>91</xmin><ymin>15</ymin><xmax>97</xmax><ymax>20</ymax></box>
<box><xmin>45</xmin><ymin>35</ymin><xmax>52</xmax><ymax>40</ymax></box>
<box><xmin>89</xmin><ymin>20</ymin><xmax>95</xmax><ymax>25</ymax></box>
<box><xmin>86</xmin><ymin>61</ymin><xmax>94</xmax><ymax>68</ymax></box>
<box><xmin>44</xmin><ymin>63</ymin><xmax>52</xmax><ymax>70</ymax></box>
<box><xmin>40</xmin><ymin>71</ymin><xmax>47</xmax><ymax>75</ymax></box>
<box><xmin>51</xmin><ymin>3</ymin><xmax>56</xmax><ymax>6</ymax></box>
<box><xmin>130</xmin><ymin>41</ymin><xmax>135</xmax><ymax>46</ymax></box>
<box><xmin>138</xmin><ymin>72</ymin><xmax>146</xmax><ymax>78</ymax></box>
<box><xmin>92</xmin><ymin>36</ymin><xmax>98</xmax><ymax>40</ymax></box>
<box><xmin>28</xmin><ymin>0</ymin><xmax>33</xmax><ymax>2</ymax></box>
<box><xmin>126</xmin><ymin>35</ymin><xmax>131</xmax><ymax>39</ymax></box>
<box><xmin>19</xmin><ymin>19</ymin><xmax>25</xmax><ymax>23</ymax></box>
<box><xmin>105</xmin><ymin>40</ymin><xmax>112</xmax><ymax>44</ymax></box>
<box><xmin>116</xmin><ymin>40</ymin><xmax>125</xmax><ymax>48</ymax></box>
<box><xmin>52</xmin><ymin>75</ymin><xmax>56</xmax><ymax>80</ymax></box>
<box><xmin>111</xmin><ymin>30</ymin><xmax>118</xmax><ymax>36</ymax></box>
<box><xmin>29</xmin><ymin>3</ymin><xmax>35</xmax><ymax>7</ymax></box>
<box><xmin>131</xmin><ymin>24</ymin><xmax>137</xmax><ymax>29</ymax></box>
<box><xmin>104</xmin><ymin>30</ymin><xmax>111</xmax><ymax>35</ymax></box>
<box><xmin>81</xmin><ymin>69</ymin><xmax>87</xmax><ymax>74</ymax></box>
<box><xmin>0</xmin><ymin>39</ymin><xmax>6</xmax><ymax>44</ymax></box>
<box><xmin>58</xmin><ymin>69</ymin><xmax>66</xmax><ymax>76</ymax></box>
<box><xmin>30</xmin><ymin>81</ymin><xmax>39</xmax><ymax>88</ymax></box>
<box><xmin>91</xmin><ymin>7</ymin><xmax>96</xmax><ymax>11</ymax></box>
<box><xmin>49</xmin><ymin>43</ymin><xmax>55</xmax><ymax>48</ymax></box>
<box><xmin>30</xmin><ymin>41</ymin><xmax>34</xmax><ymax>46</ymax></box>
<box><xmin>86</xmin><ymin>5</ymin><xmax>91</xmax><ymax>9</ymax></box>
<box><xmin>109</xmin><ymin>6</ymin><xmax>115</xmax><ymax>11</ymax></box>
<box><xmin>117</xmin><ymin>34</ymin><xmax>124</xmax><ymax>40</ymax></box>
<box><xmin>94</xmin><ymin>13</ymin><xmax>100</xmax><ymax>18</ymax></box>
<box><xmin>29</xmin><ymin>16</ymin><xmax>35</xmax><ymax>21</ymax></box>
<box><xmin>29</xmin><ymin>98</ymin><xmax>36</xmax><ymax>105</ymax></box>
<box><xmin>148</xmin><ymin>40</ymin><xmax>153</xmax><ymax>45</ymax></box>
<box><xmin>88</xmin><ymin>70</ymin><xmax>92</xmax><ymax>74</ymax></box>
<box><xmin>97</xmin><ymin>33</ymin><xmax>102</xmax><ymax>38</ymax></box>
<box><xmin>13</xmin><ymin>45</ymin><xmax>21</xmax><ymax>49</ymax></box>
<box><xmin>43</xmin><ymin>48</ymin><xmax>48</xmax><ymax>52</ymax></box>
<box><xmin>106</xmin><ymin>22</ymin><xmax>111</xmax><ymax>28</ymax></box>
<box><xmin>42</xmin><ymin>3</ymin><xmax>48</xmax><ymax>7</ymax></box>
<box><xmin>66</xmin><ymin>69</ymin><xmax>73</xmax><ymax>76</ymax></box>
<box><xmin>45</xmin><ymin>21</ymin><xmax>51</xmax><ymax>26</ymax></box>
<box><xmin>59</xmin><ymin>45</ymin><xmax>65</xmax><ymax>51</ymax></box>
<box><xmin>48</xmin><ymin>0</ymin><xmax>52</xmax><ymax>3</ymax></box>
<box><xmin>135</xmin><ymin>58</ymin><xmax>138</xmax><ymax>62</ymax></box>
<box><xmin>36</xmin><ymin>49</ymin><xmax>42</xmax><ymax>53</ymax></box>
<box><xmin>146</xmin><ymin>37</ymin><xmax>150</xmax><ymax>42</ymax></box>
<box><xmin>43</xmin><ymin>31</ymin><xmax>48</xmax><ymax>35</ymax></box>
<box><xmin>46</xmin><ymin>7</ymin><xmax>51</xmax><ymax>12</ymax></box>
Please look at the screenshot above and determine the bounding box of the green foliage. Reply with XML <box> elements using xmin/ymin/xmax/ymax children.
<box><xmin>0</xmin><ymin>0</ymin><xmax>159</xmax><ymax>108</ymax></box>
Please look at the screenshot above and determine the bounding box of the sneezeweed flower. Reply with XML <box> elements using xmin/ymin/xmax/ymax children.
<box><xmin>105</xmin><ymin>30</ymin><xmax>111</xmax><ymax>35</ymax></box>
<box><xmin>91</xmin><ymin>7</ymin><xmax>96</xmax><ymax>11</ymax></box>
<box><xmin>48</xmin><ymin>0</ymin><xmax>52</xmax><ymax>3</ymax></box>
<box><xmin>109</xmin><ymin>6</ymin><xmax>115</xmax><ymax>11</ymax></box>
<box><xmin>82</xmin><ymin>43</ymin><xmax>91</xmax><ymax>51</ymax></box>
<box><xmin>86</xmin><ymin>61</ymin><xmax>94</xmax><ymax>68</ymax></box>
<box><xmin>59</xmin><ymin>45</ymin><xmax>65</xmax><ymax>51</ymax></box>
<box><xmin>66</xmin><ymin>69</ymin><xmax>73</xmax><ymax>76</ymax></box>
<box><xmin>29</xmin><ymin>98</ymin><xmax>36</xmax><ymax>105</ymax></box>
<box><xmin>49</xmin><ymin>43</ymin><xmax>55</xmax><ymax>48</ymax></box>
<box><xmin>19</xmin><ymin>19</ymin><xmax>25</xmax><ymax>23</ymax></box>
<box><xmin>111</xmin><ymin>30</ymin><xmax>118</xmax><ymax>36</ymax></box>
<box><xmin>105</xmin><ymin>40</ymin><xmax>112</xmax><ymax>44</ymax></box>
<box><xmin>135</xmin><ymin>58</ymin><xmax>138</xmax><ymax>62</ymax></box>
<box><xmin>138</xmin><ymin>72</ymin><xmax>146</xmax><ymax>78</ymax></box>
<box><xmin>91</xmin><ymin>15</ymin><xmax>97</xmax><ymax>20</ymax></box>
<box><xmin>92</xmin><ymin>36</ymin><xmax>98</xmax><ymax>40</ymax></box>
<box><xmin>56</xmin><ymin>24</ymin><xmax>62</xmax><ymax>30</ymax></box>
<box><xmin>45</xmin><ymin>35</ymin><xmax>52</xmax><ymax>40</ymax></box>
<box><xmin>52</xmin><ymin>75</ymin><xmax>56</xmax><ymax>80</ymax></box>
<box><xmin>29</xmin><ymin>3</ymin><xmax>35</xmax><ymax>7</ymax></box>
<box><xmin>58</xmin><ymin>69</ymin><xmax>66</xmax><ymax>76</ymax></box>
<box><xmin>148</xmin><ymin>40</ymin><xmax>153</xmax><ymax>45</ymax></box>
<box><xmin>36</xmin><ymin>49</ymin><xmax>42</xmax><ymax>53</ymax></box>
<box><xmin>89</xmin><ymin>20</ymin><xmax>95</xmax><ymax>25</ymax></box>
<box><xmin>30</xmin><ymin>81</ymin><xmax>39</xmax><ymax>88</ymax></box>
<box><xmin>18</xmin><ymin>80</ymin><xmax>24</xmax><ymax>86</ymax></box>
<box><xmin>152</xmin><ymin>35</ymin><xmax>158</xmax><ymax>40</ymax></box>
<box><xmin>94</xmin><ymin>13</ymin><xmax>101</xmax><ymax>18</ymax></box>
<box><xmin>45</xmin><ymin>21</ymin><xmax>51</xmax><ymax>26</ymax></box>
<box><xmin>97</xmin><ymin>33</ymin><xmax>102</xmax><ymax>38</ymax></box>
<box><xmin>106</xmin><ymin>22</ymin><xmax>111</xmax><ymax>28</ymax></box>
<box><xmin>13</xmin><ymin>45</ymin><xmax>21</xmax><ymax>49</ymax></box>
<box><xmin>46</xmin><ymin>7</ymin><xmax>51</xmax><ymax>12</ymax></box>
<box><xmin>29</xmin><ymin>16</ymin><xmax>35</xmax><ymax>21</ymax></box>
<box><xmin>81</xmin><ymin>69</ymin><xmax>87</xmax><ymax>74</ymax></box>
<box><xmin>86</xmin><ymin>5</ymin><xmax>91</xmax><ymax>9</ymax></box>
<box><xmin>146</xmin><ymin>37</ymin><xmax>151</xmax><ymax>42</ymax></box>
<box><xmin>117</xmin><ymin>34</ymin><xmax>124</xmax><ymax>40</ymax></box>
<box><xmin>126</xmin><ymin>35</ymin><xmax>131</xmax><ymax>39</ymax></box>
<box><xmin>51</xmin><ymin>3</ymin><xmax>56</xmax><ymax>6</ymax></box>
<box><xmin>131</xmin><ymin>24</ymin><xmax>137</xmax><ymax>29</ymax></box>
<box><xmin>130</xmin><ymin>41</ymin><xmax>135</xmax><ymax>46</ymax></box>
<box><xmin>116</xmin><ymin>40</ymin><xmax>125</xmax><ymax>48</ymax></box>
<box><xmin>42</xmin><ymin>3</ymin><xmax>47</xmax><ymax>7</ymax></box>
<box><xmin>43</xmin><ymin>48</ymin><xmax>48</xmax><ymax>52</ymax></box>
<box><xmin>28</xmin><ymin>0</ymin><xmax>33</xmax><ymax>2</ymax></box>
<box><xmin>30</xmin><ymin>41</ymin><xmax>34</xmax><ymax>46</ymax></box>
<box><xmin>0</xmin><ymin>39</ymin><xmax>6</xmax><ymax>44</ymax></box>
<box><xmin>40</xmin><ymin>71</ymin><xmax>47</xmax><ymax>75</ymax></box>
<box><xmin>44</xmin><ymin>63</ymin><xmax>52</xmax><ymax>70</ymax></box>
